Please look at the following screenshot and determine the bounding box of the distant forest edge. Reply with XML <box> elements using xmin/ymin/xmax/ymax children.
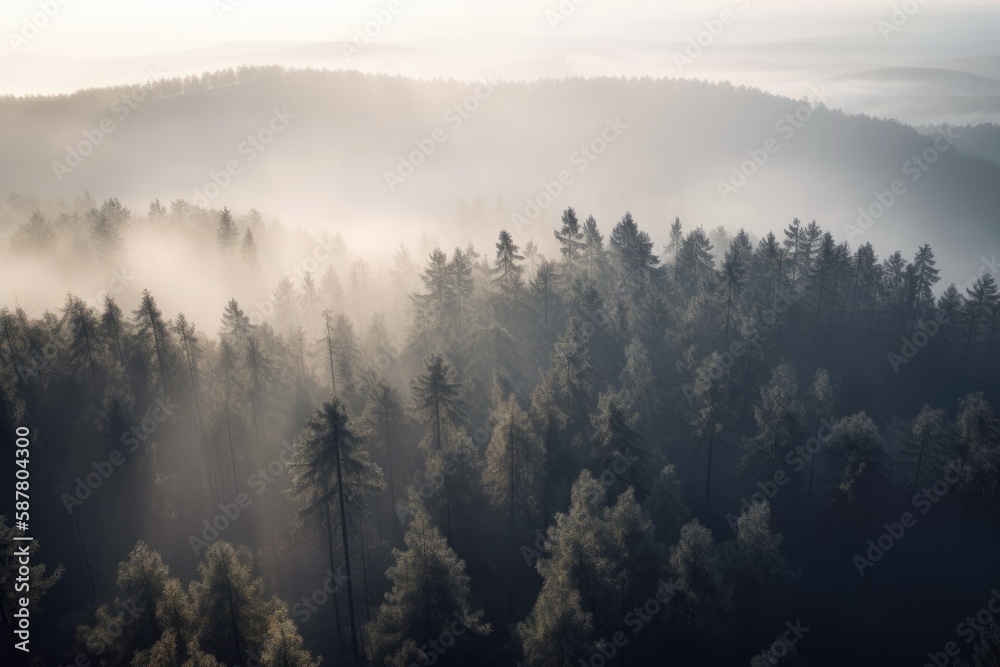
<box><xmin>1</xmin><ymin>198</ymin><xmax>999</xmax><ymax>666</ymax></box>
<box><xmin>1</xmin><ymin>65</ymin><xmax>999</xmax><ymax>285</ymax></box>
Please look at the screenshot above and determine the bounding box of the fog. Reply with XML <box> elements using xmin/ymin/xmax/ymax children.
<box><xmin>3</xmin><ymin>4</ymin><xmax>1000</xmax><ymax>328</ymax></box>
<box><xmin>2</xmin><ymin>70</ymin><xmax>999</xmax><ymax>330</ymax></box>
<box><xmin>2</xmin><ymin>5</ymin><xmax>1000</xmax><ymax>328</ymax></box>
<box><xmin>5</xmin><ymin>4</ymin><xmax>1000</xmax><ymax>667</ymax></box>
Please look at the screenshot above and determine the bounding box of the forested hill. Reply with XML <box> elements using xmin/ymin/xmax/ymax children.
<box><xmin>1</xmin><ymin>67</ymin><xmax>999</xmax><ymax>285</ymax></box>
<box><xmin>1</xmin><ymin>202</ymin><xmax>998</xmax><ymax>665</ymax></box>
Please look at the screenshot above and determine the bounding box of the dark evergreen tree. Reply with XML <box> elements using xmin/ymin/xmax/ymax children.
<box><xmin>365</xmin><ymin>505</ymin><xmax>490</xmax><ymax>665</ymax></box>
<box><xmin>286</xmin><ymin>398</ymin><xmax>385</xmax><ymax>659</ymax></box>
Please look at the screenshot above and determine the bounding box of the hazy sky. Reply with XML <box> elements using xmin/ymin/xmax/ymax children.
<box><xmin>6</xmin><ymin>0</ymin><xmax>1000</xmax><ymax>58</ymax></box>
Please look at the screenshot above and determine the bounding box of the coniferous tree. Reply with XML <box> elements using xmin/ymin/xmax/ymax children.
<box><xmin>134</xmin><ymin>289</ymin><xmax>173</xmax><ymax>397</ymax></box>
<box><xmin>910</xmin><ymin>244</ymin><xmax>941</xmax><ymax>318</ymax></box>
<box><xmin>828</xmin><ymin>412</ymin><xmax>882</xmax><ymax>506</ymax></box>
<box><xmin>531</xmin><ymin>318</ymin><xmax>593</xmax><ymax>495</ymax></box>
<box><xmin>217</xmin><ymin>207</ymin><xmax>238</xmax><ymax>250</ymax></box>
<box><xmin>524</xmin><ymin>240</ymin><xmax>539</xmax><ymax>279</ymax></box>
<box><xmin>449</xmin><ymin>247</ymin><xmax>475</xmax><ymax>339</ymax></box>
<box><xmin>538</xmin><ymin>470</ymin><xmax>606</xmax><ymax>596</ymax></box>
<box><xmin>582</xmin><ymin>215</ymin><xmax>605</xmax><ymax>283</ymax></box>
<box><xmin>365</xmin><ymin>505</ymin><xmax>490</xmax><ymax>666</ymax></box>
<box><xmin>415</xmin><ymin>248</ymin><xmax>452</xmax><ymax>342</ymax></box>
<box><xmin>848</xmin><ymin>242</ymin><xmax>877</xmax><ymax>328</ymax></box>
<box><xmin>959</xmin><ymin>621</ymin><xmax>1000</xmax><ymax>667</ymax></box>
<box><xmin>668</xmin><ymin>520</ymin><xmax>732</xmax><ymax>636</ymax></box>
<box><xmin>609</xmin><ymin>211</ymin><xmax>658</xmax><ymax>280</ymax></box>
<box><xmin>410</xmin><ymin>354</ymin><xmax>463</xmax><ymax>453</ymax></box>
<box><xmin>691</xmin><ymin>353</ymin><xmax>729</xmax><ymax>511</ymax></box>
<box><xmin>675</xmin><ymin>226</ymin><xmax>715</xmax><ymax>296</ymax></box>
<box><xmin>191</xmin><ymin>542</ymin><xmax>304</xmax><ymax>666</ymax></box>
<box><xmin>360</xmin><ymin>378</ymin><xmax>406</xmax><ymax>528</ymax></box>
<box><xmin>76</xmin><ymin>541</ymin><xmax>169</xmax><ymax>665</ymax></box>
<box><xmin>531</xmin><ymin>259</ymin><xmax>559</xmax><ymax>331</ymax></box>
<box><xmin>745</xmin><ymin>364</ymin><xmax>802</xmax><ymax>469</ymax></box>
<box><xmin>597</xmin><ymin>487</ymin><xmax>664</xmax><ymax>648</ymax></box>
<box><xmin>619</xmin><ymin>338</ymin><xmax>661</xmax><ymax>434</ymax></box>
<box><xmin>666</xmin><ymin>217</ymin><xmax>683</xmax><ymax>259</ymax></box>
<box><xmin>722</xmin><ymin>230</ymin><xmax>752</xmax><ymax>344</ymax></box>
<box><xmin>286</xmin><ymin>398</ymin><xmax>385</xmax><ymax>659</ymax></box>
<box><xmin>798</xmin><ymin>220</ymin><xmax>821</xmax><ymax>280</ymax></box>
<box><xmin>554</xmin><ymin>207</ymin><xmax>585</xmax><ymax>264</ymax></box>
<box><xmin>515</xmin><ymin>578</ymin><xmax>593</xmax><ymax>667</ymax></box>
<box><xmin>590</xmin><ymin>390</ymin><xmax>644</xmax><ymax>495</ymax></box>
<box><xmin>259</xmin><ymin>614</ymin><xmax>322</xmax><ymax>667</ymax></box>
<box><xmin>101</xmin><ymin>295</ymin><xmax>130</xmax><ymax>373</ymax></box>
<box><xmin>731</xmin><ymin>501</ymin><xmax>796</xmax><ymax>589</ymax></box>
<box><xmin>806</xmin><ymin>367</ymin><xmax>836</xmax><ymax>497</ymax></box>
<box><xmin>644</xmin><ymin>464</ymin><xmax>690</xmax><ymax>546</ymax></box>
<box><xmin>911</xmin><ymin>404</ymin><xmax>947</xmax><ymax>494</ymax></box>
<box><xmin>332</xmin><ymin>313</ymin><xmax>362</xmax><ymax>406</ymax></box>
<box><xmin>955</xmin><ymin>392</ymin><xmax>1000</xmax><ymax>504</ymax></box>
<box><xmin>962</xmin><ymin>274</ymin><xmax>999</xmax><ymax>370</ymax></box>
<box><xmin>781</xmin><ymin>218</ymin><xmax>802</xmax><ymax>290</ymax></box>
<box><xmin>482</xmin><ymin>394</ymin><xmax>546</xmax><ymax>616</ymax></box>
<box><xmin>62</xmin><ymin>295</ymin><xmax>103</xmax><ymax>398</ymax></box>
<box><xmin>12</xmin><ymin>210</ymin><xmax>55</xmax><ymax>251</ymax></box>
<box><xmin>493</xmin><ymin>230</ymin><xmax>525</xmax><ymax>299</ymax></box>
<box><xmin>240</xmin><ymin>228</ymin><xmax>257</xmax><ymax>264</ymax></box>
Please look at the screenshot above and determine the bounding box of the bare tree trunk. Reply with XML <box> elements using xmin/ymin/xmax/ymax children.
<box><xmin>325</xmin><ymin>502</ymin><xmax>342</xmax><ymax>640</ymax></box>
<box><xmin>73</xmin><ymin>512</ymin><xmax>96</xmax><ymax>596</ymax></box>
<box><xmin>333</xmin><ymin>425</ymin><xmax>359</xmax><ymax>658</ymax></box>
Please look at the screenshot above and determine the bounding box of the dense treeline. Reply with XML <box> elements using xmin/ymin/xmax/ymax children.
<box><xmin>1</xmin><ymin>198</ymin><xmax>999</xmax><ymax>666</ymax></box>
<box><xmin>5</xmin><ymin>67</ymin><xmax>1000</xmax><ymax>276</ymax></box>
